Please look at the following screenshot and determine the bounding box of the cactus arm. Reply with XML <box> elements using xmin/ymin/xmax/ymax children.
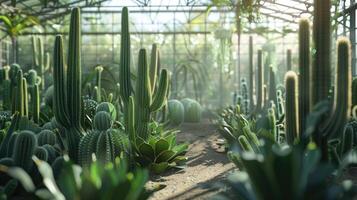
<box><xmin>298</xmin><ymin>18</ymin><xmax>311</xmax><ymax>133</ymax></box>
<box><xmin>128</xmin><ymin>96</ymin><xmax>135</xmax><ymax>141</ymax></box>
<box><xmin>311</xmin><ymin>0</ymin><xmax>331</xmax><ymax>106</ymax></box>
<box><xmin>149</xmin><ymin>44</ymin><xmax>158</xmax><ymax>93</ymax></box>
<box><xmin>150</xmin><ymin>69</ymin><xmax>169</xmax><ymax>112</ymax></box>
<box><xmin>32</xmin><ymin>84</ymin><xmax>40</xmax><ymax>123</ymax></box>
<box><xmin>285</xmin><ymin>71</ymin><xmax>300</xmax><ymax>145</ymax></box>
<box><xmin>67</xmin><ymin>7</ymin><xmax>82</xmax><ymax>130</ymax></box>
<box><xmin>323</xmin><ymin>38</ymin><xmax>352</xmax><ymax>138</ymax></box>
<box><xmin>22</xmin><ymin>78</ymin><xmax>28</xmax><ymax>117</ymax></box>
<box><xmin>53</xmin><ymin>35</ymin><xmax>70</xmax><ymax>128</ymax></box>
<box><xmin>32</xmin><ymin>36</ymin><xmax>39</xmax><ymax>68</ymax></box>
<box><xmin>119</xmin><ymin>7</ymin><xmax>132</xmax><ymax>104</ymax></box>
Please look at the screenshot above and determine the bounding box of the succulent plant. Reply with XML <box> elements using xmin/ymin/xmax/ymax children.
<box><xmin>287</xmin><ymin>49</ymin><xmax>292</xmax><ymax>71</ymax></box>
<box><xmin>285</xmin><ymin>71</ymin><xmax>299</xmax><ymax>145</ymax></box>
<box><xmin>353</xmin><ymin>77</ymin><xmax>357</xmax><ymax>107</ymax></box>
<box><xmin>96</xmin><ymin>102</ymin><xmax>116</xmax><ymax>121</ymax></box>
<box><xmin>268</xmin><ymin>66</ymin><xmax>277</xmax><ymax>104</ymax></box>
<box><xmin>249</xmin><ymin>36</ymin><xmax>255</xmax><ymax>110</ymax></box>
<box><xmin>12</xmin><ymin>130</ymin><xmax>37</xmax><ymax>172</ymax></box>
<box><xmin>181</xmin><ymin>98</ymin><xmax>202</xmax><ymax>123</ymax></box>
<box><xmin>256</xmin><ymin>50</ymin><xmax>264</xmax><ymax>113</ymax></box>
<box><xmin>78</xmin><ymin>111</ymin><xmax>130</xmax><ymax>167</ymax></box>
<box><xmin>167</xmin><ymin>99</ymin><xmax>185</xmax><ymax>126</ymax></box>
<box><xmin>52</xmin><ymin>8</ymin><xmax>85</xmax><ymax>162</ymax></box>
<box><xmin>95</xmin><ymin>65</ymin><xmax>103</xmax><ymax>102</ymax></box>
<box><xmin>32</xmin><ymin>36</ymin><xmax>50</xmax><ymax>90</ymax></box>
<box><xmin>37</xmin><ymin>129</ymin><xmax>57</xmax><ymax>146</ymax></box>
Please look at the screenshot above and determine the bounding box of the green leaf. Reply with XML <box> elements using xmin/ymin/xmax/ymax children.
<box><xmin>155</xmin><ymin>139</ymin><xmax>169</xmax><ymax>156</ymax></box>
<box><xmin>155</xmin><ymin>150</ymin><xmax>176</xmax><ymax>163</ymax></box>
<box><xmin>151</xmin><ymin>162</ymin><xmax>169</xmax><ymax>174</ymax></box>
<box><xmin>138</xmin><ymin>143</ymin><xmax>155</xmax><ymax>161</ymax></box>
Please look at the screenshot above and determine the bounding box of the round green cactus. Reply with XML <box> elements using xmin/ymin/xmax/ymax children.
<box><xmin>168</xmin><ymin>99</ymin><xmax>184</xmax><ymax>126</ymax></box>
<box><xmin>96</xmin><ymin>102</ymin><xmax>117</xmax><ymax>121</ymax></box>
<box><xmin>12</xmin><ymin>130</ymin><xmax>37</xmax><ymax>172</ymax></box>
<box><xmin>37</xmin><ymin>129</ymin><xmax>57</xmax><ymax>146</ymax></box>
<box><xmin>78</xmin><ymin>128</ymin><xmax>130</xmax><ymax>167</ymax></box>
<box><xmin>93</xmin><ymin>111</ymin><xmax>113</xmax><ymax>131</ymax></box>
<box><xmin>34</xmin><ymin>146</ymin><xmax>48</xmax><ymax>162</ymax></box>
<box><xmin>181</xmin><ymin>98</ymin><xmax>202</xmax><ymax>123</ymax></box>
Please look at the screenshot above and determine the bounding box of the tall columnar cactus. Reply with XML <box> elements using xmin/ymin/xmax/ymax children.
<box><xmin>298</xmin><ymin>18</ymin><xmax>311</xmax><ymax>133</ymax></box>
<box><xmin>12</xmin><ymin>70</ymin><xmax>26</xmax><ymax>117</ymax></box>
<box><xmin>135</xmin><ymin>49</ymin><xmax>169</xmax><ymax>140</ymax></box>
<box><xmin>268</xmin><ymin>66</ymin><xmax>277</xmax><ymax>104</ymax></box>
<box><xmin>95</xmin><ymin>65</ymin><xmax>103</xmax><ymax>102</ymax></box>
<box><xmin>352</xmin><ymin>77</ymin><xmax>357</xmax><ymax>106</ymax></box>
<box><xmin>256</xmin><ymin>50</ymin><xmax>264</xmax><ymax>112</ymax></box>
<box><xmin>119</xmin><ymin>7</ymin><xmax>133</xmax><ymax>130</ymax></box>
<box><xmin>12</xmin><ymin>130</ymin><xmax>37</xmax><ymax>172</ymax></box>
<box><xmin>311</xmin><ymin>0</ymin><xmax>331</xmax><ymax>106</ymax></box>
<box><xmin>287</xmin><ymin>49</ymin><xmax>292</xmax><ymax>71</ymax></box>
<box><xmin>32</xmin><ymin>36</ymin><xmax>50</xmax><ymax>90</ymax></box>
<box><xmin>53</xmin><ymin>8</ymin><xmax>84</xmax><ymax>162</ymax></box>
<box><xmin>31</xmin><ymin>83</ymin><xmax>40</xmax><ymax>123</ymax></box>
<box><xmin>1</xmin><ymin>65</ymin><xmax>11</xmax><ymax>110</ymax></box>
<box><xmin>249</xmin><ymin>36</ymin><xmax>254</xmax><ymax>110</ymax></box>
<box><xmin>323</xmin><ymin>38</ymin><xmax>352</xmax><ymax>139</ymax></box>
<box><xmin>285</xmin><ymin>71</ymin><xmax>299</xmax><ymax>145</ymax></box>
<box><xmin>149</xmin><ymin>44</ymin><xmax>158</xmax><ymax>92</ymax></box>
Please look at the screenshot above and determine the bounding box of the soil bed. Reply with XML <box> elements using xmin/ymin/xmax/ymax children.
<box><xmin>148</xmin><ymin>120</ymin><xmax>235</xmax><ymax>200</ymax></box>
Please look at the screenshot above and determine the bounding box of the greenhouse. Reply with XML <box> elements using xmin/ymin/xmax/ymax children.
<box><xmin>0</xmin><ymin>0</ymin><xmax>356</xmax><ymax>199</ymax></box>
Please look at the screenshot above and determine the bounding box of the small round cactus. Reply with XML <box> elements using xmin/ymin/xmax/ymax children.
<box><xmin>168</xmin><ymin>99</ymin><xmax>184</xmax><ymax>126</ymax></box>
<box><xmin>181</xmin><ymin>98</ymin><xmax>202</xmax><ymax>123</ymax></box>
<box><xmin>12</xmin><ymin>130</ymin><xmax>37</xmax><ymax>172</ymax></box>
<box><xmin>96</xmin><ymin>102</ymin><xmax>117</xmax><ymax>121</ymax></box>
<box><xmin>37</xmin><ymin>130</ymin><xmax>57</xmax><ymax>146</ymax></box>
<box><xmin>93</xmin><ymin>111</ymin><xmax>113</xmax><ymax>131</ymax></box>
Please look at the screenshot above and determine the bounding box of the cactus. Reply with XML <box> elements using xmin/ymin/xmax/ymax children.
<box><xmin>323</xmin><ymin>38</ymin><xmax>352</xmax><ymax>139</ymax></box>
<box><xmin>119</xmin><ymin>7</ymin><xmax>133</xmax><ymax>131</ymax></box>
<box><xmin>311</xmin><ymin>0</ymin><xmax>331</xmax><ymax>106</ymax></box>
<box><xmin>52</xmin><ymin>8</ymin><xmax>84</xmax><ymax>162</ymax></box>
<box><xmin>181</xmin><ymin>98</ymin><xmax>202</xmax><ymax>123</ymax></box>
<box><xmin>93</xmin><ymin>111</ymin><xmax>113</xmax><ymax>131</ymax></box>
<box><xmin>12</xmin><ymin>130</ymin><xmax>37</xmax><ymax>172</ymax></box>
<box><xmin>31</xmin><ymin>83</ymin><xmax>40</xmax><ymax>123</ymax></box>
<box><xmin>37</xmin><ymin>129</ymin><xmax>57</xmax><ymax>146</ymax></box>
<box><xmin>352</xmin><ymin>77</ymin><xmax>357</xmax><ymax>106</ymax></box>
<box><xmin>78</xmin><ymin>127</ymin><xmax>130</xmax><ymax>167</ymax></box>
<box><xmin>149</xmin><ymin>44</ymin><xmax>158</xmax><ymax>93</ymax></box>
<box><xmin>167</xmin><ymin>99</ymin><xmax>184</xmax><ymax>126</ymax></box>
<box><xmin>340</xmin><ymin>125</ymin><xmax>354</xmax><ymax>156</ymax></box>
<box><xmin>95</xmin><ymin>65</ymin><xmax>103</xmax><ymax>102</ymax></box>
<box><xmin>256</xmin><ymin>50</ymin><xmax>264</xmax><ymax>112</ymax></box>
<box><xmin>35</xmin><ymin>146</ymin><xmax>48</xmax><ymax>162</ymax></box>
<box><xmin>96</xmin><ymin>102</ymin><xmax>116</xmax><ymax>121</ymax></box>
<box><xmin>135</xmin><ymin>49</ymin><xmax>169</xmax><ymax>140</ymax></box>
<box><xmin>32</xmin><ymin>36</ymin><xmax>50</xmax><ymax>90</ymax></box>
<box><xmin>238</xmin><ymin>135</ymin><xmax>254</xmax><ymax>152</ymax></box>
<box><xmin>12</xmin><ymin>71</ymin><xmax>27</xmax><ymax>117</ymax></box>
<box><xmin>268</xmin><ymin>66</ymin><xmax>277</xmax><ymax>104</ymax></box>
<box><xmin>249</xmin><ymin>36</ymin><xmax>254</xmax><ymax>110</ymax></box>
<box><xmin>298</xmin><ymin>18</ymin><xmax>311</xmax><ymax>133</ymax></box>
<box><xmin>287</xmin><ymin>49</ymin><xmax>292</xmax><ymax>71</ymax></box>
<box><xmin>285</xmin><ymin>71</ymin><xmax>299</xmax><ymax>145</ymax></box>
<box><xmin>7</xmin><ymin>132</ymin><xmax>19</xmax><ymax>157</ymax></box>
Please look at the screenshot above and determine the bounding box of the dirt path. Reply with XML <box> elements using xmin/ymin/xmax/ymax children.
<box><xmin>147</xmin><ymin>120</ymin><xmax>235</xmax><ymax>200</ymax></box>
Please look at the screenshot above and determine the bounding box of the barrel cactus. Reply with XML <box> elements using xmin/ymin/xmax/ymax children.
<box><xmin>37</xmin><ymin>129</ymin><xmax>57</xmax><ymax>146</ymax></box>
<box><xmin>181</xmin><ymin>98</ymin><xmax>202</xmax><ymax>123</ymax></box>
<box><xmin>12</xmin><ymin>130</ymin><xmax>37</xmax><ymax>172</ymax></box>
<box><xmin>96</xmin><ymin>102</ymin><xmax>116</xmax><ymax>121</ymax></box>
<box><xmin>167</xmin><ymin>99</ymin><xmax>184</xmax><ymax>126</ymax></box>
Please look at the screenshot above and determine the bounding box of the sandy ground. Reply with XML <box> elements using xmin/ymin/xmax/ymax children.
<box><xmin>147</xmin><ymin>120</ymin><xmax>235</xmax><ymax>200</ymax></box>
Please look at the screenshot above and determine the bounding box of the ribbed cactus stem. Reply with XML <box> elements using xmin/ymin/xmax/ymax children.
<box><xmin>95</xmin><ymin>65</ymin><xmax>103</xmax><ymax>102</ymax></box>
<box><xmin>22</xmin><ymin>78</ymin><xmax>28</xmax><ymax>117</ymax></box>
<box><xmin>119</xmin><ymin>7</ymin><xmax>132</xmax><ymax>104</ymax></box>
<box><xmin>352</xmin><ymin>77</ymin><xmax>357</xmax><ymax>106</ymax></box>
<box><xmin>287</xmin><ymin>49</ymin><xmax>292</xmax><ymax>71</ymax></box>
<box><xmin>32</xmin><ymin>83</ymin><xmax>40</xmax><ymax>123</ymax></box>
<box><xmin>323</xmin><ymin>38</ymin><xmax>352</xmax><ymax>138</ymax></box>
<box><xmin>238</xmin><ymin>135</ymin><xmax>253</xmax><ymax>152</ymax></box>
<box><xmin>150</xmin><ymin>44</ymin><xmax>158</xmax><ymax>93</ymax></box>
<box><xmin>12</xmin><ymin>130</ymin><xmax>37</xmax><ymax>172</ymax></box>
<box><xmin>312</xmin><ymin>0</ymin><xmax>331</xmax><ymax>106</ymax></box>
<box><xmin>268</xmin><ymin>66</ymin><xmax>277</xmax><ymax>104</ymax></box>
<box><xmin>13</xmin><ymin>71</ymin><xmax>24</xmax><ymax>116</ymax></box>
<box><xmin>249</xmin><ymin>36</ymin><xmax>254</xmax><ymax>109</ymax></box>
<box><xmin>256</xmin><ymin>50</ymin><xmax>264</xmax><ymax>112</ymax></box>
<box><xmin>128</xmin><ymin>96</ymin><xmax>135</xmax><ymax>141</ymax></box>
<box><xmin>32</xmin><ymin>36</ymin><xmax>39</xmax><ymax>67</ymax></box>
<box><xmin>298</xmin><ymin>18</ymin><xmax>311</xmax><ymax>133</ymax></box>
<box><xmin>285</xmin><ymin>71</ymin><xmax>299</xmax><ymax>145</ymax></box>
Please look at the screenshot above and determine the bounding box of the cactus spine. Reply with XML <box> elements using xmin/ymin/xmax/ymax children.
<box><xmin>285</xmin><ymin>71</ymin><xmax>299</xmax><ymax>145</ymax></box>
<box><xmin>53</xmin><ymin>8</ymin><xmax>84</xmax><ymax>162</ymax></box>
<box><xmin>311</xmin><ymin>0</ymin><xmax>331</xmax><ymax>106</ymax></box>
<box><xmin>298</xmin><ymin>18</ymin><xmax>311</xmax><ymax>133</ymax></box>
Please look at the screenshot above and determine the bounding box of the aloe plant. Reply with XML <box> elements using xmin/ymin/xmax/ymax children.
<box><xmin>52</xmin><ymin>8</ymin><xmax>84</xmax><ymax>163</ymax></box>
